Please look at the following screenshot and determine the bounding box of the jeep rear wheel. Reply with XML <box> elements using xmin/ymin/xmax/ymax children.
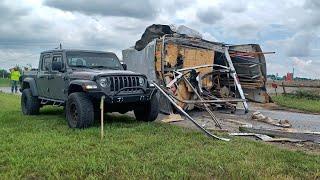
<box><xmin>134</xmin><ymin>94</ymin><xmax>159</xmax><ymax>122</ymax></box>
<box><xmin>21</xmin><ymin>88</ymin><xmax>40</xmax><ymax>115</ymax></box>
<box><xmin>66</xmin><ymin>92</ymin><xmax>94</xmax><ymax>128</ymax></box>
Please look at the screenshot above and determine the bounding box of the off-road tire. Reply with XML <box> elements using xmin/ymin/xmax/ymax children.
<box><xmin>134</xmin><ymin>94</ymin><xmax>159</xmax><ymax>122</ymax></box>
<box><xmin>66</xmin><ymin>92</ymin><xmax>94</xmax><ymax>128</ymax></box>
<box><xmin>21</xmin><ymin>88</ymin><xmax>40</xmax><ymax>115</ymax></box>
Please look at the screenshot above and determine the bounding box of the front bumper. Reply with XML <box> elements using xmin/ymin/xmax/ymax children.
<box><xmin>87</xmin><ymin>87</ymin><xmax>156</xmax><ymax>104</ymax></box>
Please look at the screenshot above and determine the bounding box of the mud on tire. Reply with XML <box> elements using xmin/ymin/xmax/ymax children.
<box><xmin>21</xmin><ymin>88</ymin><xmax>40</xmax><ymax>115</ymax></box>
<box><xmin>66</xmin><ymin>92</ymin><xmax>94</xmax><ymax>128</ymax></box>
<box><xmin>134</xmin><ymin>94</ymin><xmax>159</xmax><ymax>122</ymax></box>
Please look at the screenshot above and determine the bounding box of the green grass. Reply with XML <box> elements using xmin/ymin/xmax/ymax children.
<box><xmin>0</xmin><ymin>93</ymin><xmax>319</xmax><ymax>179</ymax></box>
<box><xmin>0</xmin><ymin>78</ymin><xmax>10</xmax><ymax>87</ymax></box>
<box><xmin>272</xmin><ymin>94</ymin><xmax>320</xmax><ymax>113</ymax></box>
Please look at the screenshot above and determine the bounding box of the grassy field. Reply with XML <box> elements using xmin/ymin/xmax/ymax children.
<box><xmin>0</xmin><ymin>93</ymin><xmax>319</xmax><ymax>179</ymax></box>
<box><xmin>272</xmin><ymin>94</ymin><xmax>320</xmax><ymax>113</ymax></box>
<box><xmin>0</xmin><ymin>78</ymin><xmax>10</xmax><ymax>87</ymax></box>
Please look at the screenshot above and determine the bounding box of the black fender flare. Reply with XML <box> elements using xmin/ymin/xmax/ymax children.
<box><xmin>22</xmin><ymin>77</ymin><xmax>38</xmax><ymax>96</ymax></box>
<box><xmin>68</xmin><ymin>80</ymin><xmax>98</xmax><ymax>94</ymax></box>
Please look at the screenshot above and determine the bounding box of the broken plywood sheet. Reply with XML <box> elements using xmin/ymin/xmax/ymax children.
<box><xmin>155</xmin><ymin>41</ymin><xmax>214</xmax><ymax>88</ymax></box>
<box><xmin>229</xmin><ymin>133</ymin><xmax>305</xmax><ymax>142</ymax></box>
<box><xmin>155</xmin><ymin>41</ymin><xmax>215</xmax><ymax>108</ymax></box>
<box><xmin>161</xmin><ymin>113</ymin><xmax>184</xmax><ymax>123</ymax></box>
<box><xmin>167</xmin><ymin>43</ymin><xmax>214</xmax><ymax>74</ymax></box>
<box><xmin>155</xmin><ymin>41</ymin><xmax>163</xmax><ymax>77</ymax></box>
<box><xmin>239</xmin><ymin>126</ymin><xmax>320</xmax><ymax>143</ymax></box>
<box><xmin>175</xmin><ymin>80</ymin><xmax>191</xmax><ymax>109</ymax></box>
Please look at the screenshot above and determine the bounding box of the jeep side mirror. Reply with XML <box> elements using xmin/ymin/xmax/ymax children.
<box><xmin>52</xmin><ymin>61</ymin><xmax>63</xmax><ymax>72</ymax></box>
<box><xmin>122</xmin><ymin>63</ymin><xmax>127</xmax><ymax>70</ymax></box>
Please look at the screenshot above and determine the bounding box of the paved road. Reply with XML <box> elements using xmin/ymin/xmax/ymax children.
<box><xmin>253</xmin><ymin>108</ymin><xmax>320</xmax><ymax>132</ymax></box>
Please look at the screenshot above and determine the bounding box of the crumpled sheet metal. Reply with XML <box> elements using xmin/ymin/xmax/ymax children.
<box><xmin>122</xmin><ymin>40</ymin><xmax>157</xmax><ymax>81</ymax></box>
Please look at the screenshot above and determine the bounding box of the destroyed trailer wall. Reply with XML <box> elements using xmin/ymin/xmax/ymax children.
<box><xmin>123</xmin><ymin>35</ymin><xmax>248</xmax><ymax>113</ymax></box>
<box><xmin>154</xmin><ymin>37</ymin><xmax>217</xmax><ymax>109</ymax></box>
<box><xmin>214</xmin><ymin>44</ymin><xmax>269</xmax><ymax>103</ymax></box>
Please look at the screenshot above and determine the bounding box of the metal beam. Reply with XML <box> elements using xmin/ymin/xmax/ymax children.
<box><xmin>224</xmin><ymin>47</ymin><xmax>249</xmax><ymax>113</ymax></box>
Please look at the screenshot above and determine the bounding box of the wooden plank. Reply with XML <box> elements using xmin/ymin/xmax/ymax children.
<box><xmin>239</xmin><ymin>126</ymin><xmax>320</xmax><ymax>143</ymax></box>
<box><xmin>229</xmin><ymin>133</ymin><xmax>305</xmax><ymax>142</ymax></box>
<box><xmin>161</xmin><ymin>113</ymin><xmax>184</xmax><ymax>123</ymax></box>
<box><xmin>155</xmin><ymin>41</ymin><xmax>162</xmax><ymax>72</ymax></box>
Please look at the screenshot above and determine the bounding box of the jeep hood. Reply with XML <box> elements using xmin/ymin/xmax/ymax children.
<box><xmin>69</xmin><ymin>69</ymin><xmax>145</xmax><ymax>80</ymax></box>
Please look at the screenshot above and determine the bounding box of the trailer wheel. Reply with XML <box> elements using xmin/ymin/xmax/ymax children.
<box><xmin>134</xmin><ymin>94</ymin><xmax>159</xmax><ymax>122</ymax></box>
<box><xmin>66</xmin><ymin>92</ymin><xmax>94</xmax><ymax>128</ymax></box>
<box><xmin>21</xmin><ymin>89</ymin><xmax>40</xmax><ymax>115</ymax></box>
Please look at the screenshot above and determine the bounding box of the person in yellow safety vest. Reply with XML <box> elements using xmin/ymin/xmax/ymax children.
<box><xmin>10</xmin><ymin>67</ymin><xmax>21</xmax><ymax>93</ymax></box>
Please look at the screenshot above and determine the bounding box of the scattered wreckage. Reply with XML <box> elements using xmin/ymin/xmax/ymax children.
<box><xmin>122</xmin><ymin>24</ymin><xmax>319</xmax><ymax>143</ymax></box>
<box><xmin>122</xmin><ymin>24</ymin><xmax>272</xmax><ymax>140</ymax></box>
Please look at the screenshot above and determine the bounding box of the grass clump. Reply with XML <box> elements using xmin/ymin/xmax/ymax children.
<box><xmin>273</xmin><ymin>91</ymin><xmax>320</xmax><ymax>113</ymax></box>
<box><xmin>0</xmin><ymin>93</ymin><xmax>319</xmax><ymax>179</ymax></box>
<box><xmin>294</xmin><ymin>90</ymin><xmax>320</xmax><ymax>100</ymax></box>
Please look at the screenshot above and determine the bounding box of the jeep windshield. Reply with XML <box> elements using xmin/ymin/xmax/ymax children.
<box><xmin>66</xmin><ymin>51</ymin><xmax>123</xmax><ymax>70</ymax></box>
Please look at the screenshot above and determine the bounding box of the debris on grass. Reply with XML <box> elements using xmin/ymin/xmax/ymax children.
<box><xmin>161</xmin><ymin>113</ymin><xmax>184</xmax><ymax>123</ymax></box>
<box><xmin>239</xmin><ymin>126</ymin><xmax>320</xmax><ymax>143</ymax></box>
<box><xmin>229</xmin><ymin>132</ymin><xmax>305</xmax><ymax>143</ymax></box>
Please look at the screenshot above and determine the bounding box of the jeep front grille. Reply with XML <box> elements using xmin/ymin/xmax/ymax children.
<box><xmin>109</xmin><ymin>76</ymin><xmax>142</xmax><ymax>93</ymax></box>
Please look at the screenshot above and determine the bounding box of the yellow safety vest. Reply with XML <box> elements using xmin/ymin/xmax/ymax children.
<box><xmin>10</xmin><ymin>70</ymin><xmax>21</xmax><ymax>81</ymax></box>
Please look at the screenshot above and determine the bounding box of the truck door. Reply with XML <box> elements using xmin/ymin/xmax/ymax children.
<box><xmin>49</xmin><ymin>53</ymin><xmax>67</xmax><ymax>100</ymax></box>
<box><xmin>37</xmin><ymin>54</ymin><xmax>52</xmax><ymax>98</ymax></box>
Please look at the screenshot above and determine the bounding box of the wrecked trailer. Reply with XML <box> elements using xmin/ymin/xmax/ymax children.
<box><xmin>122</xmin><ymin>25</ymin><xmax>258</xmax><ymax>115</ymax></box>
<box><xmin>123</xmin><ymin>25</ymin><xmax>271</xmax><ymax>106</ymax></box>
<box><xmin>228</xmin><ymin>44</ymin><xmax>271</xmax><ymax>103</ymax></box>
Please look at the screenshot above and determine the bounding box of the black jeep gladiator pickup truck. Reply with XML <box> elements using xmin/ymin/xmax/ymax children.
<box><xmin>20</xmin><ymin>49</ymin><xmax>159</xmax><ymax>128</ymax></box>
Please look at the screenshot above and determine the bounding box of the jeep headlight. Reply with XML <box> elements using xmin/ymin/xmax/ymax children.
<box><xmin>138</xmin><ymin>77</ymin><xmax>145</xmax><ymax>86</ymax></box>
<box><xmin>98</xmin><ymin>77</ymin><xmax>110</xmax><ymax>88</ymax></box>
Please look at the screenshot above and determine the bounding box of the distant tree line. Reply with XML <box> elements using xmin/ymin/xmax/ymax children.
<box><xmin>0</xmin><ymin>69</ymin><xmax>10</xmax><ymax>78</ymax></box>
<box><xmin>267</xmin><ymin>74</ymin><xmax>314</xmax><ymax>81</ymax></box>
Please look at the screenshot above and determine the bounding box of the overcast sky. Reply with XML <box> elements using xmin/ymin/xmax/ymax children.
<box><xmin>0</xmin><ymin>0</ymin><xmax>319</xmax><ymax>78</ymax></box>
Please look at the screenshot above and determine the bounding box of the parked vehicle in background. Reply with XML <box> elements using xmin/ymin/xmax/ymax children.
<box><xmin>20</xmin><ymin>49</ymin><xmax>159</xmax><ymax>128</ymax></box>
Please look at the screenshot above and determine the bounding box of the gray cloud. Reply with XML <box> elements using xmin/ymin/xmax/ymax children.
<box><xmin>282</xmin><ymin>0</ymin><xmax>320</xmax><ymax>57</ymax></box>
<box><xmin>0</xmin><ymin>2</ymin><xmax>53</xmax><ymax>45</ymax></box>
<box><xmin>222</xmin><ymin>0</ymin><xmax>248</xmax><ymax>13</ymax></box>
<box><xmin>0</xmin><ymin>0</ymin><xmax>319</xmax><ymax>78</ymax></box>
<box><xmin>304</xmin><ymin>0</ymin><xmax>320</xmax><ymax>10</ymax></box>
<box><xmin>44</xmin><ymin>0</ymin><xmax>157</xmax><ymax>19</ymax></box>
<box><xmin>286</xmin><ymin>32</ymin><xmax>314</xmax><ymax>57</ymax></box>
<box><xmin>0</xmin><ymin>2</ymin><xmax>29</xmax><ymax>21</ymax></box>
<box><xmin>197</xmin><ymin>7</ymin><xmax>223</xmax><ymax>25</ymax></box>
<box><xmin>303</xmin><ymin>0</ymin><xmax>320</xmax><ymax>29</ymax></box>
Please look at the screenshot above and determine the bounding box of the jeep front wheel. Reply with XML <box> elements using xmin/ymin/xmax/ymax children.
<box><xmin>134</xmin><ymin>94</ymin><xmax>159</xmax><ymax>122</ymax></box>
<box><xmin>21</xmin><ymin>88</ymin><xmax>40</xmax><ymax>115</ymax></box>
<box><xmin>66</xmin><ymin>92</ymin><xmax>94</xmax><ymax>128</ymax></box>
